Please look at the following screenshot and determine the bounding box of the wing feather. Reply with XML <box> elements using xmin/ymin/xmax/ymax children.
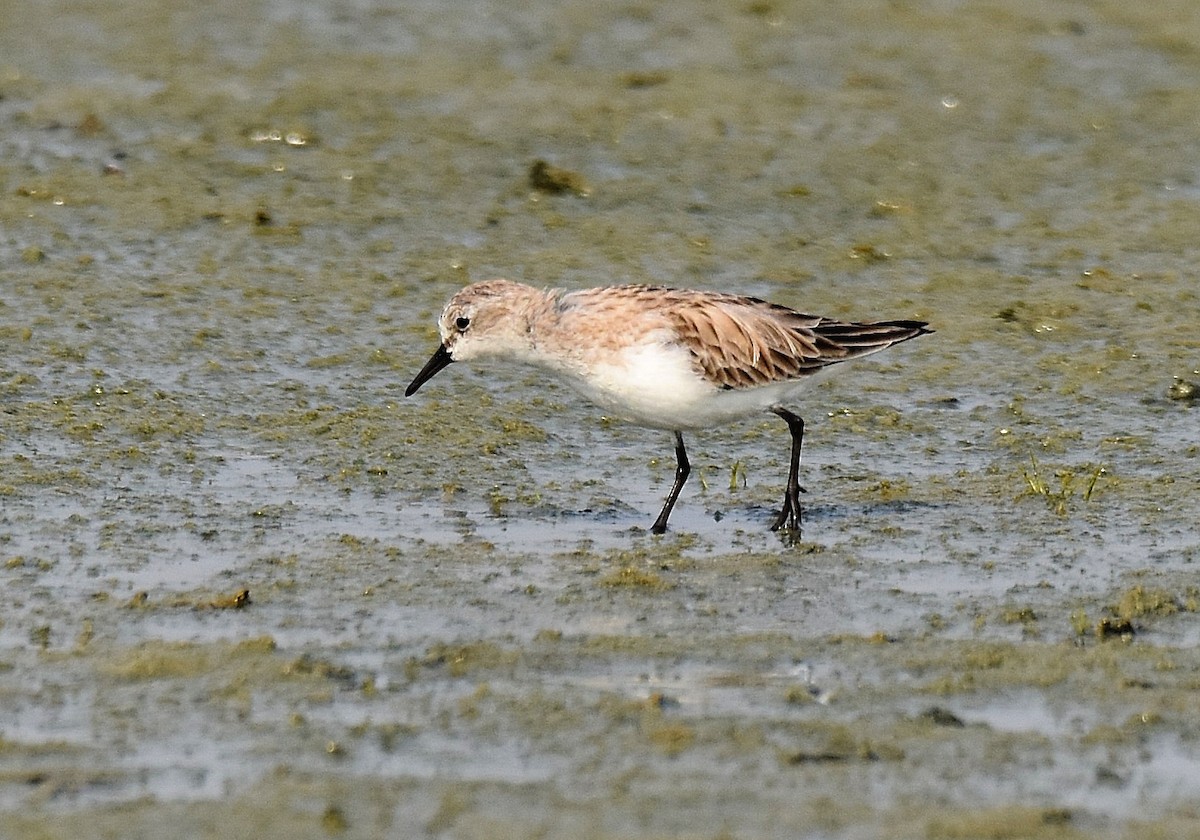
<box><xmin>666</xmin><ymin>292</ymin><xmax>928</xmax><ymax>390</ymax></box>
<box><xmin>558</xmin><ymin>285</ymin><xmax>929</xmax><ymax>392</ymax></box>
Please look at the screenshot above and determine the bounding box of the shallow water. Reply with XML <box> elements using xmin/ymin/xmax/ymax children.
<box><xmin>2</xmin><ymin>0</ymin><xmax>1200</xmax><ymax>837</ymax></box>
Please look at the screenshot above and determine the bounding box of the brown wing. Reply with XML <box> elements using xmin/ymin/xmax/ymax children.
<box><xmin>666</xmin><ymin>291</ymin><xmax>930</xmax><ymax>390</ymax></box>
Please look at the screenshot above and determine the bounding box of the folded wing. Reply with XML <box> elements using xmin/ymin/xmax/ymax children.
<box><xmin>669</xmin><ymin>294</ymin><xmax>929</xmax><ymax>390</ymax></box>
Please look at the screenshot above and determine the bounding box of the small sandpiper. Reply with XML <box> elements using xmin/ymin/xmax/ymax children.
<box><xmin>407</xmin><ymin>279</ymin><xmax>931</xmax><ymax>534</ymax></box>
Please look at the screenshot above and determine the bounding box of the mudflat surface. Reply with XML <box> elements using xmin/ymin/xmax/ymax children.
<box><xmin>1</xmin><ymin>1</ymin><xmax>1199</xmax><ymax>837</ymax></box>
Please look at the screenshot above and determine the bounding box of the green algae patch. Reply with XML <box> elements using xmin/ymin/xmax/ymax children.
<box><xmin>0</xmin><ymin>735</ymin><xmax>88</xmax><ymax>760</ymax></box>
<box><xmin>644</xmin><ymin>720</ymin><xmax>696</xmax><ymax>757</ymax></box>
<box><xmin>418</xmin><ymin>641</ymin><xmax>520</xmax><ymax>678</ymax></box>
<box><xmin>598</xmin><ymin>564</ymin><xmax>672</xmax><ymax>590</ymax></box>
<box><xmin>925</xmin><ymin>806</ymin><xmax>1081</xmax><ymax>840</ymax></box>
<box><xmin>1019</xmin><ymin>455</ymin><xmax>1107</xmax><ymax>516</ymax></box>
<box><xmin>781</xmin><ymin>721</ymin><xmax>905</xmax><ymax>766</ymax></box>
<box><xmin>101</xmin><ymin>637</ymin><xmax>278</xmax><ymax>681</ymax></box>
<box><xmin>127</xmin><ymin>588</ymin><xmax>253</xmax><ymax>611</ymax></box>
<box><xmin>904</xmin><ymin>639</ymin><xmax>1168</xmax><ymax>696</ymax></box>
<box><xmin>1062</xmin><ymin>583</ymin><xmax>1200</xmax><ymax>640</ymax></box>
<box><xmin>104</xmin><ymin>642</ymin><xmax>221</xmax><ymax>680</ymax></box>
<box><xmin>2</xmin><ymin>0</ymin><xmax>1200</xmax><ymax>834</ymax></box>
<box><xmin>1111</xmin><ymin>585</ymin><xmax>1186</xmax><ymax>622</ymax></box>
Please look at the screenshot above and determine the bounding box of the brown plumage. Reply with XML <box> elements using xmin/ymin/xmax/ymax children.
<box><xmin>564</xmin><ymin>285</ymin><xmax>927</xmax><ymax>390</ymax></box>
<box><xmin>407</xmin><ymin>279</ymin><xmax>932</xmax><ymax>535</ymax></box>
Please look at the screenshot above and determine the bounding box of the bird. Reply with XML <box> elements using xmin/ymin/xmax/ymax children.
<box><xmin>406</xmin><ymin>279</ymin><xmax>930</xmax><ymax>534</ymax></box>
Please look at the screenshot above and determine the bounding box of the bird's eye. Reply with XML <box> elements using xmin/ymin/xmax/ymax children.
<box><xmin>454</xmin><ymin>316</ymin><xmax>471</xmax><ymax>331</ymax></box>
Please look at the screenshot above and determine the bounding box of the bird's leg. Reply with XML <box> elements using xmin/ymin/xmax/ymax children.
<box><xmin>770</xmin><ymin>408</ymin><xmax>806</xmax><ymax>532</ymax></box>
<box><xmin>650</xmin><ymin>431</ymin><xmax>690</xmax><ymax>534</ymax></box>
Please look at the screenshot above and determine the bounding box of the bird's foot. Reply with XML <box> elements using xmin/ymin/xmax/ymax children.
<box><xmin>769</xmin><ymin>485</ymin><xmax>806</xmax><ymax>533</ymax></box>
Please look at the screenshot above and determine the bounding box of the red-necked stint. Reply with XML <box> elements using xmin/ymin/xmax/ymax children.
<box><xmin>407</xmin><ymin>279</ymin><xmax>931</xmax><ymax>535</ymax></box>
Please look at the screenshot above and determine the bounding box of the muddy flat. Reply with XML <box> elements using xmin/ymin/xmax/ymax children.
<box><xmin>1</xmin><ymin>1</ymin><xmax>1198</xmax><ymax>837</ymax></box>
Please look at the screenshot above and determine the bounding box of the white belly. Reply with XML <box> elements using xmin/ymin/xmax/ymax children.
<box><xmin>555</xmin><ymin>341</ymin><xmax>812</xmax><ymax>431</ymax></box>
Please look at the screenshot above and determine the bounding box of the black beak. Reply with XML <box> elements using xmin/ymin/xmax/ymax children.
<box><xmin>405</xmin><ymin>344</ymin><xmax>454</xmax><ymax>396</ymax></box>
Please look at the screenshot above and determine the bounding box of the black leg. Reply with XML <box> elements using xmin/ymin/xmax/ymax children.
<box><xmin>770</xmin><ymin>408</ymin><xmax>806</xmax><ymax>532</ymax></box>
<box><xmin>651</xmin><ymin>431</ymin><xmax>690</xmax><ymax>534</ymax></box>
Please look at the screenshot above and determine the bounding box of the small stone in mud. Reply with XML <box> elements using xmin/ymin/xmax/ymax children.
<box><xmin>321</xmin><ymin>805</ymin><xmax>349</xmax><ymax>833</ymax></box>
<box><xmin>208</xmin><ymin>589</ymin><xmax>251</xmax><ymax>609</ymax></box>
<box><xmin>1096</xmin><ymin>617</ymin><xmax>1135</xmax><ymax>639</ymax></box>
<box><xmin>919</xmin><ymin>706</ymin><xmax>966</xmax><ymax>727</ymax></box>
<box><xmin>646</xmin><ymin>691</ymin><xmax>679</xmax><ymax>709</ymax></box>
<box><xmin>76</xmin><ymin>112</ymin><xmax>105</xmax><ymax>136</ymax></box>
<box><xmin>529</xmin><ymin>160</ymin><xmax>590</xmax><ymax>196</ymax></box>
<box><xmin>1167</xmin><ymin>378</ymin><xmax>1196</xmax><ymax>401</ymax></box>
<box><xmin>621</xmin><ymin>70</ymin><xmax>669</xmax><ymax>88</ymax></box>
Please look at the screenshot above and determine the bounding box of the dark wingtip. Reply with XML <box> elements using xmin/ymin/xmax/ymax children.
<box><xmin>886</xmin><ymin>319</ymin><xmax>933</xmax><ymax>335</ymax></box>
<box><xmin>876</xmin><ymin>319</ymin><xmax>933</xmax><ymax>343</ymax></box>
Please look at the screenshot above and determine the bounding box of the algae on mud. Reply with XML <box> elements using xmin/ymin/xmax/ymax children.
<box><xmin>2</xmin><ymin>0</ymin><xmax>1200</xmax><ymax>837</ymax></box>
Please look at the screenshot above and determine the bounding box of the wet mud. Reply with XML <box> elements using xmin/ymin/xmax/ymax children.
<box><xmin>1</xmin><ymin>0</ymin><xmax>1199</xmax><ymax>837</ymax></box>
